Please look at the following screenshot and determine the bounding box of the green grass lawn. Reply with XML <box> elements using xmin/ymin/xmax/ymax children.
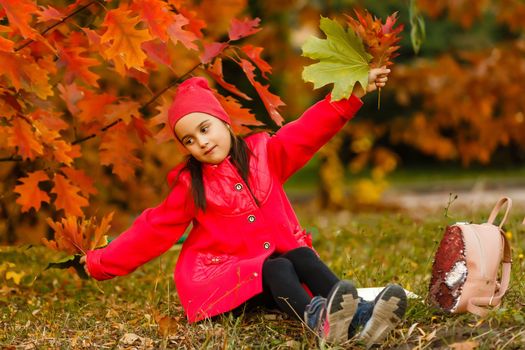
<box><xmin>1</xmin><ymin>206</ymin><xmax>524</xmax><ymax>349</ymax></box>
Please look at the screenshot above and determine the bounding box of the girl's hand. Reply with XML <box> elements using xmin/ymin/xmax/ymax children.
<box><xmin>352</xmin><ymin>66</ymin><xmax>391</xmax><ymax>98</ymax></box>
<box><xmin>79</xmin><ymin>255</ymin><xmax>91</xmax><ymax>278</ymax></box>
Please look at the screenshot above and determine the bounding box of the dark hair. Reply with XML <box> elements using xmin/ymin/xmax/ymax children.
<box><xmin>184</xmin><ymin>128</ymin><xmax>258</xmax><ymax>211</ymax></box>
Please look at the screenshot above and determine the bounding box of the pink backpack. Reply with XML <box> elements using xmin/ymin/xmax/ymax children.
<box><xmin>429</xmin><ymin>197</ymin><xmax>513</xmax><ymax>316</ymax></box>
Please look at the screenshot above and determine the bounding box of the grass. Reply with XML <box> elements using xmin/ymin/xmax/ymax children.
<box><xmin>1</xmin><ymin>204</ymin><xmax>525</xmax><ymax>349</ymax></box>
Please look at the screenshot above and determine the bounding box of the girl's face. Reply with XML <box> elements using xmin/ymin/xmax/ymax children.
<box><xmin>174</xmin><ymin>112</ymin><xmax>232</xmax><ymax>164</ymax></box>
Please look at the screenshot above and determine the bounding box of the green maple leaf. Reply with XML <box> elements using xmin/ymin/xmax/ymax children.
<box><xmin>302</xmin><ymin>16</ymin><xmax>372</xmax><ymax>101</ymax></box>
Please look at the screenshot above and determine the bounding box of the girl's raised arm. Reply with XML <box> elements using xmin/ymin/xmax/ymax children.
<box><xmin>266</xmin><ymin>67</ymin><xmax>388</xmax><ymax>183</ymax></box>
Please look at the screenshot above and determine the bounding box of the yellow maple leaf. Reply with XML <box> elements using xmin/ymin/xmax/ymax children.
<box><xmin>100</xmin><ymin>8</ymin><xmax>153</xmax><ymax>71</ymax></box>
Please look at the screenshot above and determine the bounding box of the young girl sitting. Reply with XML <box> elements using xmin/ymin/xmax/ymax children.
<box><xmin>81</xmin><ymin>68</ymin><xmax>407</xmax><ymax>346</ymax></box>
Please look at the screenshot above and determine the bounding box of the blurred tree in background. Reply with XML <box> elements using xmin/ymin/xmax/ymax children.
<box><xmin>1</xmin><ymin>0</ymin><xmax>524</xmax><ymax>246</ymax></box>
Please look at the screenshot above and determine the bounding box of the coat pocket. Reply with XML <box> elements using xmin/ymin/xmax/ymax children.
<box><xmin>193</xmin><ymin>253</ymin><xmax>238</xmax><ymax>282</ymax></box>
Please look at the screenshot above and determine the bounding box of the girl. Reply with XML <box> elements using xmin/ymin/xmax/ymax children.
<box><xmin>81</xmin><ymin>68</ymin><xmax>407</xmax><ymax>346</ymax></box>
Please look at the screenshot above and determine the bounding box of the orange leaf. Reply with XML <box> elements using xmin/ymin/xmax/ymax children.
<box><xmin>14</xmin><ymin>170</ymin><xmax>50</xmax><ymax>212</ymax></box>
<box><xmin>58</xmin><ymin>83</ymin><xmax>84</xmax><ymax>116</ymax></box>
<box><xmin>200</xmin><ymin>41</ymin><xmax>228</xmax><ymax>64</ymax></box>
<box><xmin>51</xmin><ymin>174</ymin><xmax>89</xmax><ymax>216</ymax></box>
<box><xmin>100</xmin><ymin>8</ymin><xmax>154</xmax><ymax>71</ymax></box>
<box><xmin>58</xmin><ymin>46</ymin><xmax>100</xmax><ymax>87</ymax></box>
<box><xmin>8</xmin><ymin>117</ymin><xmax>43</xmax><ymax>160</ymax></box>
<box><xmin>60</xmin><ymin>167</ymin><xmax>98</xmax><ymax>197</ymax></box>
<box><xmin>0</xmin><ymin>0</ymin><xmax>38</xmax><ymax>39</ymax></box>
<box><xmin>167</xmin><ymin>13</ymin><xmax>199</xmax><ymax>51</ymax></box>
<box><xmin>99</xmin><ymin>123</ymin><xmax>142</xmax><ymax>181</ymax></box>
<box><xmin>37</xmin><ymin>5</ymin><xmax>64</xmax><ymax>23</ymax></box>
<box><xmin>214</xmin><ymin>93</ymin><xmax>263</xmax><ymax>134</ymax></box>
<box><xmin>105</xmin><ymin>100</ymin><xmax>142</xmax><ymax>125</ymax></box>
<box><xmin>0</xmin><ymin>51</ymin><xmax>53</xmax><ymax>99</ymax></box>
<box><xmin>149</xmin><ymin>97</ymin><xmax>173</xmax><ymax>144</ymax></box>
<box><xmin>0</xmin><ymin>25</ymin><xmax>14</xmax><ymax>52</ymax></box>
<box><xmin>44</xmin><ymin>215</ymin><xmax>82</xmax><ymax>255</ymax></box>
<box><xmin>132</xmin><ymin>116</ymin><xmax>152</xmax><ymax>143</ymax></box>
<box><xmin>131</xmin><ymin>0</ymin><xmax>173</xmax><ymax>42</ymax></box>
<box><xmin>77</xmin><ymin>90</ymin><xmax>117</xmax><ymax>124</ymax></box>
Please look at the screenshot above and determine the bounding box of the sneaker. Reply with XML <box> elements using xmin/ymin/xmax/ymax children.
<box><xmin>304</xmin><ymin>280</ymin><xmax>359</xmax><ymax>344</ymax></box>
<box><xmin>357</xmin><ymin>284</ymin><xmax>407</xmax><ymax>347</ymax></box>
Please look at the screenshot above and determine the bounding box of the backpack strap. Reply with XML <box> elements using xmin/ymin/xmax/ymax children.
<box><xmin>466</xmin><ymin>227</ymin><xmax>512</xmax><ymax>317</ymax></box>
<box><xmin>487</xmin><ymin>197</ymin><xmax>512</xmax><ymax>229</ymax></box>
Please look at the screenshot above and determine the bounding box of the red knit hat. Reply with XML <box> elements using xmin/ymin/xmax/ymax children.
<box><xmin>168</xmin><ymin>77</ymin><xmax>231</xmax><ymax>134</ymax></box>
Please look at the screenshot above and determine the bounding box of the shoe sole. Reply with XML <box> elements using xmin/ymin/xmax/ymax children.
<box><xmin>358</xmin><ymin>285</ymin><xmax>407</xmax><ymax>348</ymax></box>
<box><xmin>324</xmin><ymin>281</ymin><xmax>359</xmax><ymax>344</ymax></box>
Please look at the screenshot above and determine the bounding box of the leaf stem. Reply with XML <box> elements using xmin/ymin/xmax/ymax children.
<box><xmin>378</xmin><ymin>87</ymin><xmax>381</xmax><ymax>110</ymax></box>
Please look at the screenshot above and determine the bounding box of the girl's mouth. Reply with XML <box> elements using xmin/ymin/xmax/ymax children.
<box><xmin>204</xmin><ymin>146</ymin><xmax>216</xmax><ymax>155</ymax></box>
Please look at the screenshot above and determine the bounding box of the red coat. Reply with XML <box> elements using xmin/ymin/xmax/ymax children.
<box><xmin>86</xmin><ymin>94</ymin><xmax>363</xmax><ymax>322</ymax></box>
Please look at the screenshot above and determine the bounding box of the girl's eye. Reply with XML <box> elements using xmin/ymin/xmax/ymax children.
<box><xmin>201</xmin><ymin>126</ymin><xmax>209</xmax><ymax>133</ymax></box>
<box><xmin>184</xmin><ymin>138</ymin><xmax>193</xmax><ymax>145</ymax></box>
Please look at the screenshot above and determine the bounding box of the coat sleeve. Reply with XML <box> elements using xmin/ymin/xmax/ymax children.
<box><xmin>267</xmin><ymin>93</ymin><xmax>363</xmax><ymax>183</ymax></box>
<box><xmin>86</xmin><ymin>172</ymin><xmax>194</xmax><ymax>280</ymax></box>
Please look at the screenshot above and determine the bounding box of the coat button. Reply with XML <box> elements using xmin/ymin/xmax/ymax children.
<box><xmin>263</xmin><ymin>242</ymin><xmax>270</xmax><ymax>249</ymax></box>
<box><xmin>247</xmin><ymin>215</ymin><xmax>256</xmax><ymax>223</ymax></box>
<box><xmin>234</xmin><ymin>183</ymin><xmax>243</xmax><ymax>191</ymax></box>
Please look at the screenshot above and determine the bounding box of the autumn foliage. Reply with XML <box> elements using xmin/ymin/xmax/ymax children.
<box><xmin>0</xmin><ymin>0</ymin><xmax>283</xmax><ymax>245</ymax></box>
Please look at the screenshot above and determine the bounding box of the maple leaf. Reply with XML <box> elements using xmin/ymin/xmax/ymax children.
<box><xmin>214</xmin><ymin>92</ymin><xmax>263</xmax><ymax>134</ymax></box>
<box><xmin>14</xmin><ymin>170</ymin><xmax>50</xmax><ymax>212</ymax></box>
<box><xmin>51</xmin><ymin>174</ymin><xmax>89</xmax><ymax>216</ymax></box>
<box><xmin>58</xmin><ymin>46</ymin><xmax>100</xmax><ymax>87</ymax></box>
<box><xmin>346</xmin><ymin>9</ymin><xmax>404</xmax><ymax>68</ymax></box>
<box><xmin>100</xmin><ymin>8</ymin><xmax>154</xmax><ymax>71</ymax></box>
<box><xmin>207</xmin><ymin>58</ymin><xmax>252</xmax><ymax>100</ymax></box>
<box><xmin>167</xmin><ymin>13</ymin><xmax>199</xmax><ymax>51</ymax></box>
<box><xmin>239</xmin><ymin>59</ymin><xmax>285</xmax><ymax>126</ymax></box>
<box><xmin>131</xmin><ymin>0</ymin><xmax>173</xmax><ymax>42</ymax></box>
<box><xmin>302</xmin><ymin>16</ymin><xmax>372</xmax><ymax>102</ymax></box>
<box><xmin>99</xmin><ymin>123</ymin><xmax>142</xmax><ymax>181</ymax></box>
<box><xmin>149</xmin><ymin>97</ymin><xmax>173</xmax><ymax>144</ymax></box>
<box><xmin>8</xmin><ymin>117</ymin><xmax>43</xmax><ymax>160</ymax></box>
<box><xmin>60</xmin><ymin>166</ymin><xmax>98</xmax><ymax>197</ymax></box>
<box><xmin>241</xmin><ymin>45</ymin><xmax>272</xmax><ymax>79</ymax></box>
<box><xmin>228</xmin><ymin>17</ymin><xmax>261</xmax><ymax>41</ymax></box>
<box><xmin>0</xmin><ymin>0</ymin><xmax>38</xmax><ymax>39</ymax></box>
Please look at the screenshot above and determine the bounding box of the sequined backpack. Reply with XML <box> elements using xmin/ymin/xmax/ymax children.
<box><xmin>429</xmin><ymin>197</ymin><xmax>513</xmax><ymax>316</ymax></box>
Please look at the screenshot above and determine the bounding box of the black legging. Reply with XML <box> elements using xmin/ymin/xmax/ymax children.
<box><xmin>232</xmin><ymin>247</ymin><xmax>340</xmax><ymax>320</ymax></box>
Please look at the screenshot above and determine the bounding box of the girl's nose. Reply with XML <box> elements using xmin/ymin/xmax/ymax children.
<box><xmin>197</xmin><ymin>135</ymin><xmax>209</xmax><ymax>148</ymax></box>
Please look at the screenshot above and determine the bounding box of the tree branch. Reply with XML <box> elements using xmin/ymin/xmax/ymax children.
<box><xmin>15</xmin><ymin>0</ymin><xmax>101</xmax><ymax>52</ymax></box>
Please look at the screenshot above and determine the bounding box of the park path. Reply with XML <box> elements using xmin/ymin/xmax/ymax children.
<box><xmin>382</xmin><ymin>183</ymin><xmax>525</xmax><ymax>212</ymax></box>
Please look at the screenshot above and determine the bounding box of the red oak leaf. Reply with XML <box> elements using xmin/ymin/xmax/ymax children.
<box><xmin>228</xmin><ymin>17</ymin><xmax>261</xmax><ymax>41</ymax></box>
<box><xmin>241</xmin><ymin>45</ymin><xmax>272</xmax><ymax>79</ymax></box>
<box><xmin>167</xmin><ymin>13</ymin><xmax>199</xmax><ymax>51</ymax></box>
<box><xmin>207</xmin><ymin>58</ymin><xmax>251</xmax><ymax>100</ymax></box>
<box><xmin>131</xmin><ymin>0</ymin><xmax>173</xmax><ymax>42</ymax></box>
<box><xmin>52</xmin><ymin>174</ymin><xmax>89</xmax><ymax>216</ymax></box>
<box><xmin>60</xmin><ymin>166</ymin><xmax>98</xmax><ymax>197</ymax></box>
<box><xmin>214</xmin><ymin>93</ymin><xmax>263</xmax><ymax>134</ymax></box>
<box><xmin>14</xmin><ymin>170</ymin><xmax>50</xmax><ymax>212</ymax></box>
